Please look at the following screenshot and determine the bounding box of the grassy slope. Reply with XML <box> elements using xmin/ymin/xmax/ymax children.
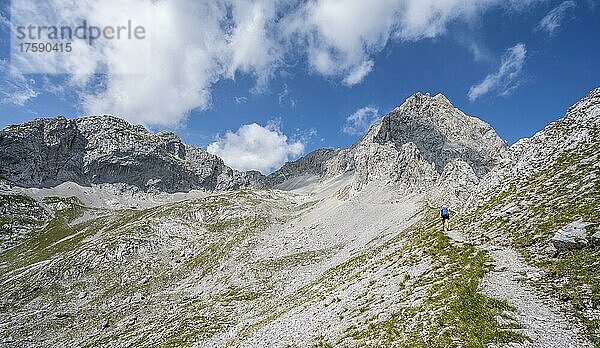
<box><xmin>456</xmin><ymin>127</ymin><xmax>600</xmax><ymax>346</ymax></box>
<box><xmin>336</xmin><ymin>212</ymin><xmax>525</xmax><ymax>347</ymax></box>
<box><xmin>232</xmin><ymin>210</ymin><xmax>525</xmax><ymax>348</ymax></box>
<box><xmin>0</xmin><ymin>190</ymin><xmax>313</xmax><ymax>347</ymax></box>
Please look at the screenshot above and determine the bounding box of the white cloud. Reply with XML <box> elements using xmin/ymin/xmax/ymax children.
<box><xmin>284</xmin><ymin>0</ymin><xmax>545</xmax><ymax>86</ymax></box>
<box><xmin>536</xmin><ymin>1</ymin><xmax>576</xmax><ymax>36</ymax></box>
<box><xmin>343</xmin><ymin>60</ymin><xmax>374</xmax><ymax>86</ymax></box>
<box><xmin>234</xmin><ymin>96</ymin><xmax>248</xmax><ymax>104</ymax></box>
<box><xmin>0</xmin><ymin>61</ymin><xmax>38</xmax><ymax>106</ymax></box>
<box><xmin>207</xmin><ymin>121</ymin><xmax>304</xmax><ymax>174</ymax></box>
<box><xmin>285</xmin><ymin>0</ymin><xmax>399</xmax><ymax>80</ymax></box>
<box><xmin>81</xmin><ymin>1</ymin><xmax>230</xmax><ymax>128</ymax></box>
<box><xmin>5</xmin><ymin>0</ymin><xmax>548</xmax><ymax>125</ymax></box>
<box><xmin>468</xmin><ymin>43</ymin><xmax>527</xmax><ymax>101</ymax></box>
<box><xmin>226</xmin><ymin>0</ymin><xmax>281</xmax><ymax>90</ymax></box>
<box><xmin>342</xmin><ymin>106</ymin><xmax>380</xmax><ymax>136</ymax></box>
<box><xmin>9</xmin><ymin>0</ymin><xmax>281</xmax><ymax>128</ymax></box>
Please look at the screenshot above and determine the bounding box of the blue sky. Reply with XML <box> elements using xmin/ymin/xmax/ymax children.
<box><xmin>0</xmin><ymin>0</ymin><xmax>599</xmax><ymax>173</ymax></box>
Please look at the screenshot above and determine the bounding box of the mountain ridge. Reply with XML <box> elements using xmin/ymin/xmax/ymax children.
<box><xmin>1</xmin><ymin>91</ymin><xmax>507</xmax><ymax>200</ymax></box>
<box><xmin>1</xmin><ymin>89</ymin><xmax>595</xmax><ymax>205</ymax></box>
<box><xmin>0</xmin><ymin>115</ymin><xmax>265</xmax><ymax>193</ymax></box>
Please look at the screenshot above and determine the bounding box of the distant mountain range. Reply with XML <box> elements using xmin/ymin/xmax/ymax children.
<box><xmin>1</xmin><ymin>90</ymin><xmax>510</xmax><ymax>202</ymax></box>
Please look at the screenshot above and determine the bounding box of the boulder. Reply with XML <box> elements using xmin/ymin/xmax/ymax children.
<box><xmin>592</xmin><ymin>231</ymin><xmax>600</xmax><ymax>246</ymax></box>
<box><xmin>550</xmin><ymin>220</ymin><xmax>591</xmax><ymax>253</ymax></box>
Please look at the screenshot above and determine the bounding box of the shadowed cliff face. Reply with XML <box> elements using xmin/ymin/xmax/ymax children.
<box><xmin>0</xmin><ymin>116</ymin><xmax>265</xmax><ymax>193</ymax></box>
<box><xmin>0</xmin><ymin>117</ymin><xmax>88</xmax><ymax>186</ymax></box>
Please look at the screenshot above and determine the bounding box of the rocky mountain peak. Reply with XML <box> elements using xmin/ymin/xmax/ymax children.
<box><xmin>0</xmin><ymin>115</ymin><xmax>265</xmax><ymax>193</ymax></box>
<box><xmin>76</xmin><ymin>114</ymin><xmax>146</xmax><ymax>131</ymax></box>
<box><xmin>267</xmin><ymin>92</ymin><xmax>510</xmax><ymax>200</ymax></box>
<box><xmin>393</xmin><ymin>92</ymin><xmax>455</xmax><ymax>116</ymax></box>
<box><xmin>370</xmin><ymin>92</ymin><xmax>508</xmax><ymax>178</ymax></box>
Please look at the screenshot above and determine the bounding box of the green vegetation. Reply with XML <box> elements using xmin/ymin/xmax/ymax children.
<box><xmin>339</xmin><ymin>212</ymin><xmax>524</xmax><ymax>347</ymax></box>
<box><xmin>457</xmin><ymin>132</ymin><xmax>600</xmax><ymax>346</ymax></box>
<box><xmin>234</xmin><ymin>209</ymin><xmax>524</xmax><ymax>348</ymax></box>
<box><xmin>311</xmin><ymin>335</ymin><xmax>334</xmax><ymax>348</ymax></box>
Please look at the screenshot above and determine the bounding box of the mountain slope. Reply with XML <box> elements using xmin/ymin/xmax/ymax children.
<box><xmin>0</xmin><ymin>89</ymin><xmax>598</xmax><ymax>347</ymax></box>
<box><xmin>457</xmin><ymin>87</ymin><xmax>600</xmax><ymax>345</ymax></box>
<box><xmin>0</xmin><ymin>184</ymin><xmax>536</xmax><ymax>347</ymax></box>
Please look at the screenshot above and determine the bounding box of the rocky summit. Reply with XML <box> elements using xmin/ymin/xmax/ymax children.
<box><xmin>270</xmin><ymin>92</ymin><xmax>507</xmax><ymax>203</ymax></box>
<box><xmin>0</xmin><ymin>89</ymin><xmax>598</xmax><ymax>347</ymax></box>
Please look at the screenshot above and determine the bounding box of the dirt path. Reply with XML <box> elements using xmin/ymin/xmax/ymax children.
<box><xmin>444</xmin><ymin>229</ymin><xmax>592</xmax><ymax>348</ymax></box>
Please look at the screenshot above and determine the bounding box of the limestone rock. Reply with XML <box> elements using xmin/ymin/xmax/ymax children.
<box><xmin>550</xmin><ymin>221</ymin><xmax>591</xmax><ymax>253</ymax></box>
<box><xmin>471</xmin><ymin>87</ymin><xmax>600</xmax><ymax>204</ymax></box>
<box><xmin>430</xmin><ymin>159</ymin><xmax>479</xmax><ymax>206</ymax></box>
<box><xmin>591</xmin><ymin>231</ymin><xmax>600</xmax><ymax>246</ymax></box>
<box><xmin>352</xmin><ymin>142</ymin><xmax>438</xmax><ymax>193</ymax></box>
<box><xmin>369</xmin><ymin>93</ymin><xmax>508</xmax><ymax>178</ymax></box>
<box><xmin>271</xmin><ymin>92</ymin><xmax>507</xmax><ymax>194</ymax></box>
<box><xmin>0</xmin><ymin>115</ymin><xmax>265</xmax><ymax>193</ymax></box>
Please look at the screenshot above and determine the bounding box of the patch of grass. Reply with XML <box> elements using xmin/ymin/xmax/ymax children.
<box><xmin>218</xmin><ymin>286</ymin><xmax>261</xmax><ymax>302</ymax></box>
<box><xmin>457</xmin><ymin>134</ymin><xmax>600</xmax><ymax>346</ymax></box>
<box><xmin>152</xmin><ymin>301</ymin><xmax>232</xmax><ymax>347</ymax></box>
<box><xmin>252</xmin><ymin>247</ymin><xmax>338</xmax><ymax>273</ymax></box>
<box><xmin>311</xmin><ymin>335</ymin><xmax>334</xmax><ymax>348</ymax></box>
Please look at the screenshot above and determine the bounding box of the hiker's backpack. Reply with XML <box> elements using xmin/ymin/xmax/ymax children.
<box><xmin>441</xmin><ymin>207</ymin><xmax>449</xmax><ymax>218</ymax></box>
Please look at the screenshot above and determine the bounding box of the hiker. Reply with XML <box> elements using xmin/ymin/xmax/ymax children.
<box><xmin>440</xmin><ymin>205</ymin><xmax>450</xmax><ymax>232</ymax></box>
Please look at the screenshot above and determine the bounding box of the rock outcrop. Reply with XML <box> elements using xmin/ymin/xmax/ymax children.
<box><xmin>352</xmin><ymin>141</ymin><xmax>438</xmax><ymax>193</ymax></box>
<box><xmin>550</xmin><ymin>221</ymin><xmax>591</xmax><ymax>253</ymax></box>
<box><xmin>0</xmin><ymin>115</ymin><xmax>265</xmax><ymax>193</ymax></box>
<box><xmin>592</xmin><ymin>231</ymin><xmax>600</xmax><ymax>246</ymax></box>
<box><xmin>0</xmin><ymin>193</ymin><xmax>52</xmax><ymax>250</ymax></box>
<box><xmin>266</xmin><ymin>148</ymin><xmax>340</xmax><ymax>187</ymax></box>
<box><xmin>369</xmin><ymin>93</ymin><xmax>508</xmax><ymax>178</ymax></box>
